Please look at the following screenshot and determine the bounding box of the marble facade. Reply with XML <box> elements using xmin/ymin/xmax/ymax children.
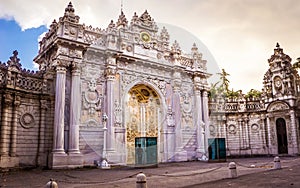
<box><xmin>0</xmin><ymin>3</ymin><xmax>299</xmax><ymax>169</ymax></box>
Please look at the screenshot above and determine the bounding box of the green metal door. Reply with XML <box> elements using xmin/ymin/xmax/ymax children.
<box><xmin>135</xmin><ymin>137</ymin><xmax>157</xmax><ymax>165</ymax></box>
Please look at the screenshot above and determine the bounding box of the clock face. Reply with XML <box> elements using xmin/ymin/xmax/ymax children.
<box><xmin>140</xmin><ymin>32</ymin><xmax>151</xmax><ymax>43</ymax></box>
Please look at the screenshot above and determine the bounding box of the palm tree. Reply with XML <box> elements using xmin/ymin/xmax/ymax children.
<box><xmin>217</xmin><ymin>68</ymin><xmax>230</xmax><ymax>92</ymax></box>
<box><xmin>209</xmin><ymin>82</ymin><xmax>219</xmax><ymax>99</ymax></box>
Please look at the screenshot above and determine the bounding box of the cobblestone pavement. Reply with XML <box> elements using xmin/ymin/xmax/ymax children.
<box><xmin>1</xmin><ymin>156</ymin><xmax>299</xmax><ymax>188</ymax></box>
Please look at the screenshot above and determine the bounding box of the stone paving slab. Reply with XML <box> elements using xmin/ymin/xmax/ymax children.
<box><xmin>0</xmin><ymin>156</ymin><xmax>298</xmax><ymax>188</ymax></box>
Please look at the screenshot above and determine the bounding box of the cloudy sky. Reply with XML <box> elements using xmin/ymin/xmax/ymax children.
<box><xmin>0</xmin><ymin>0</ymin><xmax>299</xmax><ymax>92</ymax></box>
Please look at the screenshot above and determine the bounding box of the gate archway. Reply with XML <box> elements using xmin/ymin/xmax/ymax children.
<box><xmin>125</xmin><ymin>84</ymin><xmax>162</xmax><ymax>165</ymax></box>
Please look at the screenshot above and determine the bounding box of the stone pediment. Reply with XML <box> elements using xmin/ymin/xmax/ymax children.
<box><xmin>267</xmin><ymin>101</ymin><xmax>290</xmax><ymax>112</ymax></box>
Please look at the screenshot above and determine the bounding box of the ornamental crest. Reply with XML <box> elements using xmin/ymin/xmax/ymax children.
<box><xmin>267</xmin><ymin>102</ymin><xmax>289</xmax><ymax>112</ymax></box>
<box><xmin>82</xmin><ymin>78</ymin><xmax>102</xmax><ymax>114</ymax></box>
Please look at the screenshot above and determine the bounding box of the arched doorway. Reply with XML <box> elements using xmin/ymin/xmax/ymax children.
<box><xmin>276</xmin><ymin>118</ymin><xmax>288</xmax><ymax>154</ymax></box>
<box><xmin>125</xmin><ymin>84</ymin><xmax>161</xmax><ymax>165</ymax></box>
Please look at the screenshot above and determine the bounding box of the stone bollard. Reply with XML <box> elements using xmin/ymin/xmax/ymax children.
<box><xmin>45</xmin><ymin>179</ymin><xmax>58</xmax><ymax>188</ymax></box>
<box><xmin>228</xmin><ymin>162</ymin><xmax>237</xmax><ymax>178</ymax></box>
<box><xmin>273</xmin><ymin>156</ymin><xmax>281</xmax><ymax>169</ymax></box>
<box><xmin>136</xmin><ymin>172</ymin><xmax>147</xmax><ymax>188</ymax></box>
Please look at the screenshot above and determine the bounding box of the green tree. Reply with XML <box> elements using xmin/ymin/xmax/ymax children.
<box><xmin>245</xmin><ymin>89</ymin><xmax>262</xmax><ymax>99</ymax></box>
<box><xmin>292</xmin><ymin>57</ymin><xmax>300</xmax><ymax>71</ymax></box>
<box><xmin>209</xmin><ymin>82</ymin><xmax>219</xmax><ymax>99</ymax></box>
<box><xmin>217</xmin><ymin>68</ymin><xmax>230</xmax><ymax>92</ymax></box>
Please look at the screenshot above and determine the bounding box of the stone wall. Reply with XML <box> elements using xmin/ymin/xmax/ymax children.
<box><xmin>0</xmin><ymin>51</ymin><xmax>54</xmax><ymax>168</ymax></box>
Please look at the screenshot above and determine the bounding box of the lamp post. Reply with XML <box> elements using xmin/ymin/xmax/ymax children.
<box><xmin>101</xmin><ymin>113</ymin><xmax>110</xmax><ymax>169</ymax></box>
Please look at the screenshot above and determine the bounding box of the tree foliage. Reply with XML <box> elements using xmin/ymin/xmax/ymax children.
<box><xmin>292</xmin><ymin>57</ymin><xmax>300</xmax><ymax>71</ymax></box>
<box><xmin>209</xmin><ymin>68</ymin><xmax>263</xmax><ymax>101</ymax></box>
<box><xmin>244</xmin><ymin>89</ymin><xmax>262</xmax><ymax>99</ymax></box>
<box><xmin>217</xmin><ymin>68</ymin><xmax>230</xmax><ymax>92</ymax></box>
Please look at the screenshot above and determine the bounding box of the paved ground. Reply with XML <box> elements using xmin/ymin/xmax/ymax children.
<box><xmin>1</xmin><ymin>156</ymin><xmax>300</xmax><ymax>187</ymax></box>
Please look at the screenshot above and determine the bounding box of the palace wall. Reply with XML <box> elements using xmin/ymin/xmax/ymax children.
<box><xmin>0</xmin><ymin>56</ymin><xmax>55</xmax><ymax>168</ymax></box>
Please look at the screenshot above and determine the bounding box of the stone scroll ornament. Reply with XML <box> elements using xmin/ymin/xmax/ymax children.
<box><xmin>82</xmin><ymin>78</ymin><xmax>102</xmax><ymax>114</ymax></box>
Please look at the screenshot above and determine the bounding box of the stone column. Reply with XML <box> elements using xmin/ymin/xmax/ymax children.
<box><xmin>172</xmin><ymin>72</ymin><xmax>183</xmax><ymax>151</ymax></box>
<box><xmin>194</xmin><ymin>76</ymin><xmax>205</xmax><ymax>154</ymax></box>
<box><xmin>53</xmin><ymin>66</ymin><xmax>67</xmax><ymax>153</ymax></box>
<box><xmin>105</xmin><ymin>57</ymin><xmax>116</xmax><ymax>151</ymax></box>
<box><xmin>68</xmin><ymin>66</ymin><xmax>81</xmax><ymax>154</ymax></box>
<box><xmin>10</xmin><ymin>96</ymin><xmax>20</xmax><ymax>156</ymax></box>
<box><xmin>165</xmin><ymin>105</ymin><xmax>175</xmax><ymax>162</ymax></box>
<box><xmin>202</xmin><ymin>90</ymin><xmax>210</xmax><ymax>154</ymax></box>
<box><xmin>243</xmin><ymin>116</ymin><xmax>250</xmax><ymax>148</ymax></box>
<box><xmin>0</xmin><ymin>94</ymin><xmax>13</xmax><ymax>156</ymax></box>
<box><xmin>266</xmin><ymin>115</ymin><xmax>272</xmax><ymax>153</ymax></box>
<box><xmin>290</xmin><ymin>110</ymin><xmax>298</xmax><ymax>154</ymax></box>
<box><xmin>260</xmin><ymin>114</ymin><xmax>266</xmax><ymax>148</ymax></box>
<box><xmin>38</xmin><ymin>99</ymin><xmax>48</xmax><ymax>165</ymax></box>
<box><xmin>238</xmin><ymin>117</ymin><xmax>243</xmax><ymax>149</ymax></box>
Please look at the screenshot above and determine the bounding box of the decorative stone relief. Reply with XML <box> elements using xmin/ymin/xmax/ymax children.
<box><xmin>86</xmin><ymin>119</ymin><xmax>99</xmax><ymax>127</ymax></box>
<box><xmin>270</xmin><ymin>123</ymin><xmax>276</xmax><ymax>145</ymax></box>
<box><xmin>267</xmin><ymin>102</ymin><xmax>289</xmax><ymax>112</ymax></box>
<box><xmin>82</xmin><ymin>78</ymin><xmax>102</xmax><ymax>114</ymax></box>
<box><xmin>19</xmin><ymin>105</ymin><xmax>37</xmax><ymax>129</ymax></box>
<box><xmin>287</xmin><ymin>121</ymin><xmax>293</xmax><ymax>145</ymax></box>
<box><xmin>181</xmin><ymin>86</ymin><xmax>193</xmax><ymax>127</ymax></box>
<box><xmin>209</xmin><ymin>125</ymin><xmax>216</xmax><ymax>136</ymax></box>
<box><xmin>166</xmin><ymin>105</ymin><xmax>175</xmax><ymax>127</ymax></box>
<box><xmin>148</xmin><ymin>78</ymin><xmax>167</xmax><ymax>96</ymax></box>
<box><xmin>146</xmin><ymin>97</ymin><xmax>158</xmax><ymax>137</ymax></box>
<box><xmin>121</xmin><ymin>74</ymin><xmax>138</xmax><ymax>93</ymax></box>
<box><xmin>114</xmin><ymin>100</ymin><xmax>122</xmax><ymax>127</ymax></box>
<box><xmin>228</xmin><ymin>124</ymin><xmax>237</xmax><ymax>134</ymax></box>
<box><xmin>20</xmin><ymin>113</ymin><xmax>35</xmax><ymax>129</ymax></box>
<box><xmin>251</xmin><ymin>124</ymin><xmax>260</xmax><ymax>133</ymax></box>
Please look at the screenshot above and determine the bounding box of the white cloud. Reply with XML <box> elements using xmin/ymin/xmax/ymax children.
<box><xmin>0</xmin><ymin>0</ymin><xmax>299</xmax><ymax>92</ymax></box>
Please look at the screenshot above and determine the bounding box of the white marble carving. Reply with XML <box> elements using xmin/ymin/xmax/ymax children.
<box><xmin>83</xmin><ymin>78</ymin><xmax>102</xmax><ymax>114</ymax></box>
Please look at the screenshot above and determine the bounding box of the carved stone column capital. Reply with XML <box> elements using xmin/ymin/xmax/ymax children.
<box><xmin>71</xmin><ymin>61</ymin><xmax>82</xmax><ymax>74</ymax></box>
<box><xmin>56</xmin><ymin>66</ymin><xmax>67</xmax><ymax>73</ymax></box>
<box><xmin>172</xmin><ymin>71</ymin><xmax>182</xmax><ymax>92</ymax></box>
<box><xmin>53</xmin><ymin>58</ymin><xmax>70</xmax><ymax>70</ymax></box>
<box><xmin>107</xmin><ymin>56</ymin><xmax>117</xmax><ymax>66</ymax></box>
<box><xmin>14</xmin><ymin>95</ymin><xmax>21</xmax><ymax>107</ymax></box>
<box><xmin>71</xmin><ymin>67</ymin><xmax>81</xmax><ymax>76</ymax></box>
<box><xmin>105</xmin><ymin>66</ymin><xmax>116</xmax><ymax>80</ymax></box>
<box><xmin>202</xmin><ymin>90</ymin><xmax>208</xmax><ymax>98</ymax></box>
<box><xmin>105</xmin><ymin>56</ymin><xmax>117</xmax><ymax>80</ymax></box>
<box><xmin>193</xmin><ymin>76</ymin><xmax>202</xmax><ymax>93</ymax></box>
<box><xmin>3</xmin><ymin>93</ymin><xmax>13</xmax><ymax>107</ymax></box>
<box><xmin>40</xmin><ymin>99</ymin><xmax>49</xmax><ymax>110</ymax></box>
<box><xmin>260</xmin><ymin>114</ymin><xmax>266</xmax><ymax>119</ymax></box>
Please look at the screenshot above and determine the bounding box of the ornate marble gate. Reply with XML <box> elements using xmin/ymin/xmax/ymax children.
<box><xmin>125</xmin><ymin>84</ymin><xmax>161</xmax><ymax>164</ymax></box>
